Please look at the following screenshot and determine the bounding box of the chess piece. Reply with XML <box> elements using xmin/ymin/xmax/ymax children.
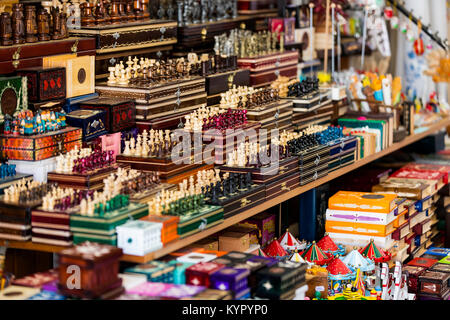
<box><xmin>140</xmin><ymin>0</ymin><xmax>150</xmax><ymax>19</ymax></box>
<box><xmin>80</xmin><ymin>1</ymin><xmax>95</xmax><ymax>26</ymax></box>
<box><xmin>0</xmin><ymin>12</ymin><xmax>13</xmax><ymax>46</ymax></box>
<box><xmin>109</xmin><ymin>0</ymin><xmax>122</xmax><ymax>23</ymax></box>
<box><xmin>133</xmin><ymin>0</ymin><xmax>143</xmax><ymax>19</ymax></box>
<box><xmin>125</xmin><ymin>0</ymin><xmax>135</xmax><ymax>21</ymax></box>
<box><xmin>37</xmin><ymin>9</ymin><xmax>50</xmax><ymax>41</ymax></box>
<box><xmin>11</xmin><ymin>4</ymin><xmax>25</xmax><ymax>44</ymax></box>
<box><xmin>24</xmin><ymin>6</ymin><xmax>38</xmax><ymax>43</ymax></box>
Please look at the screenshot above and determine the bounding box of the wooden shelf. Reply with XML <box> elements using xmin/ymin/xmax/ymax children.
<box><xmin>2</xmin><ymin>117</ymin><xmax>450</xmax><ymax>263</ymax></box>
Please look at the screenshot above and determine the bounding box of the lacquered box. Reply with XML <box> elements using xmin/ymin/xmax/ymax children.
<box><xmin>209</xmin><ymin>267</ymin><xmax>250</xmax><ymax>294</ymax></box>
<box><xmin>124</xmin><ymin>261</ymin><xmax>175</xmax><ymax>283</ymax></box>
<box><xmin>0</xmin><ymin>76</ymin><xmax>28</xmax><ymax>123</ymax></box>
<box><xmin>403</xmin><ymin>265</ymin><xmax>427</xmax><ymax>293</ymax></box>
<box><xmin>66</xmin><ymin>109</ymin><xmax>107</xmax><ymax>141</ymax></box>
<box><xmin>57</xmin><ymin>242</ymin><xmax>123</xmax><ymax>299</ymax></box>
<box><xmin>80</xmin><ymin>97</ymin><xmax>136</xmax><ymax>133</ymax></box>
<box><xmin>17</xmin><ymin>67</ymin><xmax>66</xmax><ymax>102</ymax></box>
<box><xmin>0</xmin><ymin>127</ymin><xmax>82</xmax><ymax>161</ymax></box>
<box><xmin>418</xmin><ymin>271</ymin><xmax>450</xmax><ymax>297</ymax></box>
<box><xmin>185</xmin><ymin>262</ymin><xmax>226</xmax><ymax>287</ymax></box>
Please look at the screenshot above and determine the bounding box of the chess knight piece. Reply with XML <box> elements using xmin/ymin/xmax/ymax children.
<box><xmin>24</xmin><ymin>6</ymin><xmax>38</xmax><ymax>43</ymax></box>
<box><xmin>37</xmin><ymin>9</ymin><xmax>50</xmax><ymax>42</ymax></box>
<box><xmin>0</xmin><ymin>12</ymin><xmax>13</xmax><ymax>46</ymax></box>
<box><xmin>11</xmin><ymin>4</ymin><xmax>25</xmax><ymax>44</ymax></box>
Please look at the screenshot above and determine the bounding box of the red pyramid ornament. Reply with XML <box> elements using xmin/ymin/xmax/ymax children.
<box><xmin>326</xmin><ymin>256</ymin><xmax>352</xmax><ymax>276</ymax></box>
<box><xmin>300</xmin><ymin>241</ymin><xmax>333</xmax><ymax>266</ymax></box>
<box><xmin>263</xmin><ymin>238</ymin><xmax>287</xmax><ymax>258</ymax></box>
<box><xmin>317</xmin><ymin>234</ymin><xmax>339</xmax><ymax>252</ymax></box>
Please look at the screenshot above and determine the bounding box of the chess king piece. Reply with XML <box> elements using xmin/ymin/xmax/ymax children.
<box><xmin>11</xmin><ymin>4</ymin><xmax>25</xmax><ymax>44</ymax></box>
<box><xmin>24</xmin><ymin>5</ymin><xmax>38</xmax><ymax>43</ymax></box>
<box><xmin>37</xmin><ymin>9</ymin><xmax>50</xmax><ymax>41</ymax></box>
<box><xmin>0</xmin><ymin>12</ymin><xmax>13</xmax><ymax>46</ymax></box>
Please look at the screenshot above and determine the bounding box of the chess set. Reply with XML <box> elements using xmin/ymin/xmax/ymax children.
<box><xmin>182</xmin><ymin>106</ymin><xmax>261</xmax><ymax>165</ymax></box>
<box><xmin>147</xmin><ymin>169</ymin><xmax>224</xmax><ymax>237</ymax></box>
<box><xmin>31</xmin><ymin>186</ymin><xmax>95</xmax><ymax>246</ymax></box>
<box><xmin>199</xmin><ymin>169</ymin><xmax>266</xmax><ymax>219</ymax></box>
<box><xmin>46</xmin><ymin>146</ymin><xmax>119</xmax><ymax>191</ymax></box>
<box><xmin>0</xmin><ymin>161</ymin><xmax>33</xmax><ymax>194</ymax></box>
<box><xmin>95</xmin><ymin>56</ymin><xmax>207</xmax><ymax>130</ymax></box>
<box><xmin>237</xmin><ymin>0</ymin><xmax>277</xmax><ymax>14</ymax></box>
<box><xmin>219</xmin><ymin>140</ymin><xmax>300</xmax><ymax>201</ymax></box>
<box><xmin>282</xmin><ymin>77</ymin><xmax>332</xmax><ymax>113</ymax></box>
<box><xmin>218</xmin><ymin>85</ymin><xmax>293</xmax><ymax>131</ymax></box>
<box><xmin>0</xmin><ymin>180</ymin><xmax>56</xmax><ymax>241</ymax></box>
<box><xmin>69</xmin><ymin>186</ymin><xmax>149</xmax><ymax>245</ymax></box>
<box><xmin>103</xmin><ymin>166</ymin><xmax>175</xmax><ymax>203</ymax></box>
<box><xmin>116</xmin><ymin>129</ymin><xmax>213</xmax><ymax>184</ymax></box>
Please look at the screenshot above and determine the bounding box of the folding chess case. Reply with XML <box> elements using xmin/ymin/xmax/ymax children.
<box><xmin>66</xmin><ymin>109</ymin><xmax>108</xmax><ymax>141</ymax></box>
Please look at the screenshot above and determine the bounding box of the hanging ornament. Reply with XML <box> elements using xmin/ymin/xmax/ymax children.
<box><xmin>406</xmin><ymin>29</ymin><xmax>415</xmax><ymax>42</ymax></box>
<box><xmin>413</xmin><ymin>20</ymin><xmax>424</xmax><ymax>56</ymax></box>
<box><xmin>400</xmin><ymin>21</ymin><xmax>408</xmax><ymax>34</ymax></box>
<box><xmin>384</xmin><ymin>6</ymin><xmax>393</xmax><ymax>20</ymax></box>
<box><xmin>390</xmin><ymin>16</ymin><xmax>399</xmax><ymax>29</ymax></box>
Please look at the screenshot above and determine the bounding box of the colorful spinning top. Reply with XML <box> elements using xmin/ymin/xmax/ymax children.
<box><xmin>359</xmin><ymin>239</ymin><xmax>391</xmax><ymax>263</ymax></box>
<box><xmin>300</xmin><ymin>241</ymin><xmax>333</xmax><ymax>266</ymax></box>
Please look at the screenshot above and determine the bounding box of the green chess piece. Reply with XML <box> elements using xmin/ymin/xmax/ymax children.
<box><xmin>123</xmin><ymin>195</ymin><xmax>129</xmax><ymax>207</ymax></box>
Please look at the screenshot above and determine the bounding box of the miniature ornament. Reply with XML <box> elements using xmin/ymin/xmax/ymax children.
<box><xmin>341</xmin><ymin>249</ymin><xmax>375</xmax><ymax>273</ymax></box>
<box><xmin>390</xmin><ymin>16</ymin><xmax>399</xmax><ymax>29</ymax></box>
<box><xmin>316</xmin><ymin>234</ymin><xmax>345</xmax><ymax>257</ymax></box>
<box><xmin>400</xmin><ymin>21</ymin><xmax>408</xmax><ymax>34</ymax></box>
<box><xmin>359</xmin><ymin>239</ymin><xmax>391</xmax><ymax>263</ymax></box>
<box><xmin>414</xmin><ymin>36</ymin><xmax>424</xmax><ymax>55</ymax></box>
<box><xmin>383</xmin><ymin>6</ymin><xmax>393</xmax><ymax>20</ymax></box>
<box><xmin>300</xmin><ymin>241</ymin><xmax>333</xmax><ymax>266</ymax></box>
<box><xmin>406</xmin><ymin>28</ymin><xmax>415</xmax><ymax>42</ymax></box>
<box><xmin>263</xmin><ymin>238</ymin><xmax>288</xmax><ymax>260</ymax></box>
<box><xmin>279</xmin><ymin>228</ymin><xmax>304</xmax><ymax>252</ymax></box>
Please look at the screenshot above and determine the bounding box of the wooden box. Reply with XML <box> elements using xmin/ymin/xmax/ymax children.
<box><xmin>0</xmin><ymin>127</ymin><xmax>82</xmax><ymax>161</ymax></box>
<box><xmin>66</xmin><ymin>109</ymin><xmax>108</xmax><ymax>141</ymax></box>
<box><xmin>95</xmin><ymin>77</ymin><xmax>206</xmax><ymax>123</ymax></box>
<box><xmin>219</xmin><ymin>231</ymin><xmax>250</xmax><ymax>252</ymax></box>
<box><xmin>79</xmin><ymin>97</ymin><xmax>135</xmax><ymax>133</ymax></box>
<box><xmin>190</xmin><ymin>237</ymin><xmax>219</xmax><ymax>251</ymax></box>
<box><xmin>391</xmin><ymin>220</ymin><xmax>410</xmax><ymax>240</ymax></box>
<box><xmin>238</xmin><ymin>51</ymin><xmax>298</xmax><ymax>87</ymax></box>
<box><xmin>292</xmin><ymin>100</ymin><xmax>336</xmax><ymax>131</ymax></box>
<box><xmin>430</xmin><ymin>263</ymin><xmax>450</xmax><ymax>276</ymax></box>
<box><xmin>0</xmin><ymin>37</ymin><xmax>96</xmax><ymax>74</ymax></box>
<box><xmin>407</xmin><ymin>257</ymin><xmax>439</xmax><ymax>269</ymax></box>
<box><xmin>185</xmin><ymin>262</ymin><xmax>225</xmax><ymax>287</ymax></box>
<box><xmin>0</xmin><ymin>76</ymin><xmax>28</xmax><ymax>123</ymax></box>
<box><xmin>69</xmin><ymin>20</ymin><xmax>177</xmax><ymax>54</ymax></box>
<box><xmin>43</xmin><ymin>54</ymin><xmax>95</xmax><ymax>98</ymax></box>
<box><xmin>418</xmin><ymin>271</ymin><xmax>450</xmax><ymax>297</ymax></box>
<box><xmin>57</xmin><ymin>242</ymin><xmax>123</xmax><ymax>299</ymax></box>
<box><xmin>305</xmin><ymin>266</ymin><xmax>328</xmax><ymax>299</ymax></box>
<box><xmin>265</xmin><ymin>172</ymin><xmax>300</xmax><ymax>201</ymax></box>
<box><xmin>47</xmin><ymin>163</ymin><xmax>119</xmax><ymax>191</ymax></box>
<box><xmin>242</xmin><ymin>100</ymin><xmax>293</xmax><ymax>131</ymax></box>
<box><xmin>373</xmin><ymin>179</ymin><xmax>432</xmax><ymax>200</ymax></box>
<box><xmin>403</xmin><ymin>265</ymin><xmax>427</xmax><ymax>293</ymax></box>
<box><xmin>31</xmin><ymin>208</ymin><xmax>73</xmax><ymax>246</ymax></box>
<box><xmin>16</xmin><ymin>67</ymin><xmax>66</xmax><ymax>102</ymax></box>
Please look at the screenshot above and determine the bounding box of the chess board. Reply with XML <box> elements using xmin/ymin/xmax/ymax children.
<box><xmin>170</xmin><ymin>204</ymin><xmax>224</xmax><ymax>238</ymax></box>
<box><xmin>47</xmin><ymin>163</ymin><xmax>122</xmax><ymax>191</ymax></box>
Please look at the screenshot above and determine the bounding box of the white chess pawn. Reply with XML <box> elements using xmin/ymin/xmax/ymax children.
<box><xmin>107</xmin><ymin>67</ymin><xmax>116</xmax><ymax>85</ymax></box>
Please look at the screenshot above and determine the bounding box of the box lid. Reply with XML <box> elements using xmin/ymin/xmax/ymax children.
<box><xmin>59</xmin><ymin>241</ymin><xmax>122</xmax><ymax>262</ymax></box>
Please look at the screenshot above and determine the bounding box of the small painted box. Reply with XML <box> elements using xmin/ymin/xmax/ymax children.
<box><xmin>185</xmin><ymin>262</ymin><xmax>226</xmax><ymax>287</ymax></box>
<box><xmin>169</xmin><ymin>261</ymin><xmax>194</xmax><ymax>285</ymax></box>
<box><xmin>240</xmin><ymin>212</ymin><xmax>276</xmax><ymax>247</ymax></box>
<box><xmin>407</xmin><ymin>257</ymin><xmax>439</xmax><ymax>269</ymax></box>
<box><xmin>254</xmin><ymin>262</ymin><xmax>299</xmax><ymax>299</ymax></box>
<box><xmin>99</xmin><ymin>132</ymin><xmax>121</xmax><ymax>161</ymax></box>
<box><xmin>0</xmin><ymin>127</ymin><xmax>82</xmax><ymax>161</ymax></box>
<box><xmin>66</xmin><ymin>109</ymin><xmax>107</xmax><ymax>141</ymax></box>
<box><xmin>219</xmin><ymin>251</ymin><xmax>257</xmax><ymax>264</ymax></box>
<box><xmin>210</xmin><ymin>267</ymin><xmax>250</xmax><ymax>293</ymax></box>
<box><xmin>418</xmin><ymin>271</ymin><xmax>450</xmax><ymax>297</ymax></box>
<box><xmin>0</xmin><ymin>76</ymin><xmax>28</xmax><ymax>123</ymax></box>
<box><xmin>425</xmin><ymin>247</ymin><xmax>450</xmax><ymax>259</ymax></box>
<box><xmin>124</xmin><ymin>261</ymin><xmax>175</xmax><ymax>283</ymax></box>
<box><xmin>17</xmin><ymin>67</ymin><xmax>66</xmax><ymax>102</ymax></box>
<box><xmin>403</xmin><ymin>265</ymin><xmax>427</xmax><ymax>293</ymax></box>
<box><xmin>116</xmin><ymin>220</ymin><xmax>163</xmax><ymax>256</ymax></box>
<box><xmin>63</xmin><ymin>93</ymin><xmax>99</xmax><ymax>114</ymax></box>
<box><xmin>80</xmin><ymin>97</ymin><xmax>136</xmax><ymax>133</ymax></box>
<box><xmin>141</xmin><ymin>215</ymin><xmax>179</xmax><ymax>244</ymax></box>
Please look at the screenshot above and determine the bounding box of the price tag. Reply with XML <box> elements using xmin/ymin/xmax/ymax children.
<box><xmin>315</xmin><ymin>286</ymin><xmax>325</xmax><ymax>292</ymax></box>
